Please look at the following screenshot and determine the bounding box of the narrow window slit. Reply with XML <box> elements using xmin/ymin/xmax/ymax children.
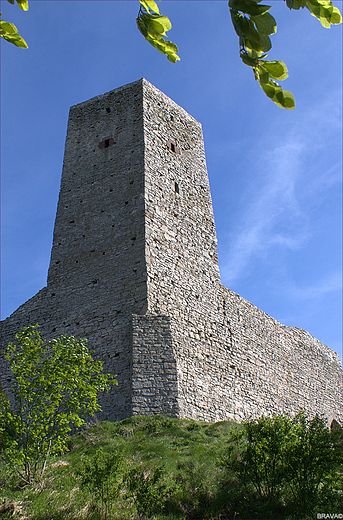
<box><xmin>167</xmin><ymin>139</ymin><xmax>180</xmax><ymax>154</ymax></box>
<box><xmin>99</xmin><ymin>137</ymin><xmax>115</xmax><ymax>149</ymax></box>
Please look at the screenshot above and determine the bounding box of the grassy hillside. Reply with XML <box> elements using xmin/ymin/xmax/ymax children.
<box><xmin>2</xmin><ymin>413</ymin><xmax>341</xmax><ymax>520</ymax></box>
<box><xmin>1</xmin><ymin>414</ymin><xmax>240</xmax><ymax>520</ymax></box>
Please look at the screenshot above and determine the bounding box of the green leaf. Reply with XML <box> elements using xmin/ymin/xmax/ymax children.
<box><xmin>164</xmin><ymin>41</ymin><xmax>178</xmax><ymax>53</ymax></box>
<box><xmin>16</xmin><ymin>0</ymin><xmax>28</xmax><ymax>10</ymax></box>
<box><xmin>145</xmin><ymin>0</ymin><xmax>160</xmax><ymax>15</ymax></box>
<box><xmin>276</xmin><ymin>90</ymin><xmax>295</xmax><ymax>109</ymax></box>
<box><xmin>287</xmin><ymin>0</ymin><xmax>307</xmax><ymax>9</ymax></box>
<box><xmin>229</xmin><ymin>1</ymin><xmax>271</xmax><ymax>16</ymax></box>
<box><xmin>147</xmin><ymin>35</ymin><xmax>179</xmax><ymax>61</ymax></box>
<box><xmin>257</xmin><ymin>65</ymin><xmax>270</xmax><ymax>84</ymax></box>
<box><xmin>230</xmin><ymin>9</ymin><xmax>244</xmax><ymax>37</ymax></box>
<box><xmin>167</xmin><ymin>53</ymin><xmax>179</xmax><ymax>63</ymax></box>
<box><xmin>1</xmin><ymin>10</ymin><xmax>28</xmax><ymax>48</ymax></box>
<box><xmin>1</xmin><ymin>21</ymin><xmax>18</xmax><ymax>34</ymax></box>
<box><xmin>240</xmin><ymin>16</ymin><xmax>261</xmax><ymax>41</ymax></box>
<box><xmin>256</xmin><ymin>33</ymin><xmax>272</xmax><ymax>52</ymax></box>
<box><xmin>241</xmin><ymin>52</ymin><xmax>259</xmax><ymax>66</ymax></box>
<box><xmin>259</xmin><ymin>77</ymin><xmax>295</xmax><ymax>109</ymax></box>
<box><xmin>153</xmin><ymin>15</ymin><xmax>172</xmax><ymax>33</ymax></box>
<box><xmin>246</xmin><ymin>47</ymin><xmax>263</xmax><ymax>59</ymax></box>
<box><xmin>147</xmin><ymin>35</ymin><xmax>165</xmax><ymax>51</ymax></box>
<box><xmin>237</xmin><ymin>15</ymin><xmax>272</xmax><ymax>52</ymax></box>
<box><xmin>330</xmin><ymin>6</ymin><xmax>342</xmax><ymax>24</ymax></box>
<box><xmin>251</xmin><ymin>12</ymin><xmax>277</xmax><ymax>35</ymax></box>
<box><xmin>147</xmin><ymin>19</ymin><xmax>166</xmax><ymax>38</ymax></box>
<box><xmin>260</xmin><ymin>60</ymin><xmax>288</xmax><ymax>80</ymax></box>
<box><xmin>137</xmin><ymin>6</ymin><xmax>179</xmax><ymax>62</ymax></box>
<box><xmin>305</xmin><ymin>1</ymin><xmax>342</xmax><ymax>26</ymax></box>
<box><xmin>245</xmin><ymin>33</ymin><xmax>271</xmax><ymax>53</ymax></box>
<box><xmin>139</xmin><ymin>1</ymin><xmax>151</xmax><ymax>12</ymax></box>
<box><xmin>6</xmin><ymin>0</ymin><xmax>29</xmax><ymax>10</ymax></box>
<box><xmin>1</xmin><ymin>28</ymin><xmax>28</xmax><ymax>48</ymax></box>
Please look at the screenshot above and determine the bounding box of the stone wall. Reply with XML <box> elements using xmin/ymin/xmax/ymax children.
<box><xmin>132</xmin><ymin>314</ymin><xmax>179</xmax><ymax>417</ymax></box>
<box><xmin>1</xmin><ymin>78</ymin><xmax>341</xmax><ymax>426</ymax></box>
<box><xmin>1</xmin><ymin>80</ymin><xmax>149</xmax><ymax>421</ymax></box>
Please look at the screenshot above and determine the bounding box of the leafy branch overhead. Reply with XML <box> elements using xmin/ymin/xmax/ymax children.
<box><xmin>136</xmin><ymin>0</ymin><xmax>180</xmax><ymax>63</ymax></box>
<box><xmin>287</xmin><ymin>0</ymin><xmax>342</xmax><ymax>27</ymax></box>
<box><xmin>229</xmin><ymin>0</ymin><xmax>342</xmax><ymax>109</ymax></box>
<box><xmin>0</xmin><ymin>0</ymin><xmax>28</xmax><ymax>48</ymax></box>
<box><xmin>137</xmin><ymin>0</ymin><xmax>341</xmax><ymax>110</ymax></box>
<box><xmin>229</xmin><ymin>0</ymin><xmax>295</xmax><ymax>109</ymax></box>
<box><xmin>1</xmin><ymin>0</ymin><xmax>342</xmax><ymax>109</ymax></box>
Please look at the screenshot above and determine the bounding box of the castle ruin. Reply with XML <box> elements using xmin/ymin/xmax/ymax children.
<box><xmin>1</xmin><ymin>79</ymin><xmax>341</xmax><ymax>425</ymax></box>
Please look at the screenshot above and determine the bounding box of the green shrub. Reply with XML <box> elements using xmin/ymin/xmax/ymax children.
<box><xmin>220</xmin><ymin>412</ymin><xmax>342</xmax><ymax>519</ymax></box>
<box><xmin>126</xmin><ymin>465</ymin><xmax>174</xmax><ymax>519</ymax></box>
<box><xmin>76</xmin><ymin>448</ymin><xmax>122</xmax><ymax>520</ymax></box>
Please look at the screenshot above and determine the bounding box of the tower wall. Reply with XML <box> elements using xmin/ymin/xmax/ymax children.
<box><xmin>1</xmin><ymin>80</ymin><xmax>149</xmax><ymax>421</ymax></box>
<box><xmin>1</xmin><ymin>79</ymin><xmax>342</xmax><ymax>425</ymax></box>
<box><xmin>141</xmin><ymin>79</ymin><xmax>223</xmax><ymax>419</ymax></box>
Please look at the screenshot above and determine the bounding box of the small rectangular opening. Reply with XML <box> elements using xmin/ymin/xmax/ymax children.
<box><xmin>99</xmin><ymin>137</ymin><xmax>115</xmax><ymax>149</ymax></box>
<box><xmin>175</xmin><ymin>182</ymin><xmax>179</xmax><ymax>194</ymax></box>
<box><xmin>166</xmin><ymin>139</ymin><xmax>180</xmax><ymax>154</ymax></box>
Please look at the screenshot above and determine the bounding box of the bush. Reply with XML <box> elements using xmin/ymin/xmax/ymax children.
<box><xmin>76</xmin><ymin>448</ymin><xmax>122</xmax><ymax>520</ymax></box>
<box><xmin>220</xmin><ymin>412</ymin><xmax>342</xmax><ymax>519</ymax></box>
<box><xmin>126</xmin><ymin>465</ymin><xmax>174</xmax><ymax>519</ymax></box>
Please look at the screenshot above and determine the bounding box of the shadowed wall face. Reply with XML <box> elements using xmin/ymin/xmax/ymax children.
<box><xmin>48</xmin><ymin>81</ymin><xmax>147</xmax><ymax>316</ymax></box>
<box><xmin>1</xmin><ymin>81</ymin><xmax>150</xmax><ymax>421</ymax></box>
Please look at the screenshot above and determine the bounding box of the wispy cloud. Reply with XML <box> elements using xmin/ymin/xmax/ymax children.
<box><xmin>219</xmin><ymin>94</ymin><xmax>341</xmax><ymax>287</ymax></box>
<box><xmin>220</xmin><ymin>139</ymin><xmax>310</xmax><ymax>284</ymax></box>
<box><xmin>285</xmin><ymin>270</ymin><xmax>342</xmax><ymax>301</ymax></box>
<box><xmin>306</xmin><ymin>160</ymin><xmax>342</xmax><ymax>201</ymax></box>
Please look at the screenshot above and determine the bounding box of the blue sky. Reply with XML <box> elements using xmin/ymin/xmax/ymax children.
<box><xmin>1</xmin><ymin>1</ymin><xmax>342</xmax><ymax>359</ymax></box>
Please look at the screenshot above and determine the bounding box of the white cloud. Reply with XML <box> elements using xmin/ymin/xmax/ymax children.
<box><xmin>220</xmin><ymin>139</ymin><xmax>310</xmax><ymax>284</ymax></box>
<box><xmin>285</xmin><ymin>271</ymin><xmax>342</xmax><ymax>301</ymax></box>
<box><xmin>219</xmin><ymin>94</ymin><xmax>341</xmax><ymax>287</ymax></box>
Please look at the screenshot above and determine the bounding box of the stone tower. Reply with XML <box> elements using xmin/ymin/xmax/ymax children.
<box><xmin>1</xmin><ymin>79</ymin><xmax>341</xmax><ymax>425</ymax></box>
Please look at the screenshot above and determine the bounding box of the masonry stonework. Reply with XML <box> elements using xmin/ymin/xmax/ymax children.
<box><xmin>1</xmin><ymin>79</ymin><xmax>341</xmax><ymax>425</ymax></box>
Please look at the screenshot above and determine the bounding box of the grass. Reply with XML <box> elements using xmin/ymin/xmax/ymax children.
<box><xmin>1</xmin><ymin>414</ymin><xmax>240</xmax><ymax>520</ymax></box>
<box><xmin>2</xmin><ymin>414</ymin><xmax>341</xmax><ymax>519</ymax></box>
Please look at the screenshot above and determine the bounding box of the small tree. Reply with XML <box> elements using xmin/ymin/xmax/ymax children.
<box><xmin>0</xmin><ymin>324</ymin><xmax>117</xmax><ymax>485</ymax></box>
<box><xmin>227</xmin><ymin>415</ymin><xmax>291</xmax><ymax>502</ymax></box>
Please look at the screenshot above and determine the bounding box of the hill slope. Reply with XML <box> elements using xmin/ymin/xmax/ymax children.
<box><xmin>1</xmin><ymin>414</ymin><xmax>239</xmax><ymax>520</ymax></box>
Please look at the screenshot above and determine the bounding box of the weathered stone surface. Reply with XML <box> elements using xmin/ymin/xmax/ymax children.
<box><xmin>1</xmin><ymin>79</ymin><xmax>341</xmax><ymax>426</ymax></box>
